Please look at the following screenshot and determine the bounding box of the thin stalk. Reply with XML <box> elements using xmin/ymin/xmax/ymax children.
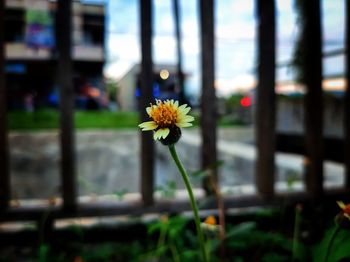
<box><xmin>157</xmin><ymin>221</ymin><xmax>168</xmax><ymax>250</ymax></box>
<box><xmin>168</xmin><ymin>144</ymin><xmax>209</xmax><ymax>262</ymax></box>
<box><xmin>211</xmin><ymin>177</ymin><xmax>226</xmax><ymax>261</ymax></box>
<box><xmin>169</xmin><ymin>243</ymin><xmax>181</xmax><ymax>262</ymax></box>
<box><xmin>324</xmin><ymin>224</ymin><xmax>341</xmax><ymax>262</ymax></box>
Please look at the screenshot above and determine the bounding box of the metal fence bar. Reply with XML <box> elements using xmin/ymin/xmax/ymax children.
<box><xmin>302</xmin><ymin>0</ymin><xmax>324</xmax><ymax>198</ymax></box>
<box><xmin>57</xmin><ymin>0</ymin><xmax>77</xmax><ymax>210</ymax></box>
<box><xmin>345</xmin><ymin>0</ymin><xmax>350</xmax><ymax>189</ymax></box>
<box><xmin>199</xmin><ymin>0</ymin><xmax>217</xmax><ymax>192</ymax></box>
<box><xmin>1</xmin><ymin>188</ymin><xmax>349</xmax><ymax>222</ymax></box>
<box><xmin>172</xmin><ymin>0</ymin><xmax>185</xmax><ymax>103</ymax></box>
<box><xmin>0</xmin><ymin>0</ymin><xmax>10</xmax><ymax>209</ymax></box>
<box><xmin>140</xmin><ymin>0</ymin><xmax>155</xmax><ymax>206</ymax></box>
<box><xmin>255</xmin><ymin>0</ymin><xmax>276</xmax><ymax>199</ymax></box>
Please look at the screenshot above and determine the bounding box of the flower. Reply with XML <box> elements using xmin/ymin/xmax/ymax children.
<box><xmin>337</xmin><ymin>201</ymin><xmax>350</xmax><ymax>220</ymax></box>
<box><xmin>138</xmin><ymin>99</ymin><xmax>194</xmax><ymax>145</ymax></box>
<box><xmin>204</xmin><ymin>215</ymin><xmax>217</xmax><ymax>225</ymax></box>
<box><xmin>201</xmin><ymin>215</ymin><xmax>220</xmax><ymax>233</ymax></box>
<box><xmin>335</xmin><ymin>201</ymin><xmax>350</xmax><ymax>228</ymax></box>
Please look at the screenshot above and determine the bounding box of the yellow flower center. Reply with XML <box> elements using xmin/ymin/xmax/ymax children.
<box><xmin>204</xmin><ymin>215</ymin><xmax>217</xmax><ymax>225</ymax></box>
<box><xmin>150</xmin><ymin>101</ymin><xmax>178</xmax><ymax>128</ymax></box>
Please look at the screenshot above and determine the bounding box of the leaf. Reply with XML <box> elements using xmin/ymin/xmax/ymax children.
<box><xmin>167</xmin><ymin>181</ymin><xmax>177</xmax><ymax>190</ymax></box>
<box><xmin>225</xmin><ymin>222</ymin><xmax>257</xmax><ymax>239</ymax></box>
<box><xmin>181</xmin><ymin>249</ymin><xmax>200</xmax><ymax>262</ymax></box>
<box><xmin>312</xmin><ymin>225</ymin><xmax>350</xmax><ymax>262</ymax></box>
<box><xmin>38</xmin><ymin>244</ymin><xmax>50</xmax><ymax>262</ymax></box>
<box><xmin>147</xmin><ymin>221</ymin><xmax>164</xmax><ymax>235</ymax></box>
<box><xmin>113</xmin><ymin>188</ymin><xmax>128</xmax><ymax>200</ymax></box>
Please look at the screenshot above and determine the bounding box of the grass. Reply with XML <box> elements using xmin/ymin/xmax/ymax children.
<box><xmin>8</xmin><ymin>109</ymin><xmax>246</xmax><ymax>131</ymax></box>
<box><xmin>8</xmin><ymin>110</ymin><xmax>139</xmax><ymax>130</ymax></box>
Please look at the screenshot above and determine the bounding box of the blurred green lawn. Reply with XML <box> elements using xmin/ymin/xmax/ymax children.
<box><xmin>8</xmin><ymin>110</ymin><xmax>139</xmax><ymax>130</ymax></box>
<box><xmin>8</xmin><ymin>110</ymin><xmax>245</xmax><ymax>130</ymax></box>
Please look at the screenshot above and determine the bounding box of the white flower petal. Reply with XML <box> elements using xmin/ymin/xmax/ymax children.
<box><xmin>153</xmin><ymin>130</ymin><xmax>161</xmax><ymax>140</ymax></box>
<box><xmin>139</xmin><ymin>121</ymin><xmax>158</xmax><ymax>131</ymax></box>
<box><xmin>146</xmin><ymin>107</ymin><xmax>152</xmax><ymax>116</ymax></box>
<box><xmin>154</xmin><ymin>129</ymin><xmax>165</xmax><ymax>140</ymax></box>
<box><xmin>162</xmin><ymin>128</ymin><xmax>170</xmax><ymax>138</ymax></box>
<box><xmin>337</xmin><ymin>201</ymin><xmax>346</xmax><ymax>210</ymax></box>
<box><xmin>153</xmin><ymin>128</ymin><xmax>170</xmax><ymax>140</ymax></box>
<box><xmin>178</xmin><ymin>106</ymin><xmax>191</xmax><ymax>115</ymax></box>
<box><xmin>178</xmin><ymin>104</ymin><xmax>188</xmax><ymax>111</ymax></box>
<box><xmin>183</xmin><ymin>115</ymin><xmax>195</xmax><ymax>122</ymax></box>
<box><xmin>176</xmin><ymin>122</ymin><xmax>193</xmax><ymax>128</ymax></box>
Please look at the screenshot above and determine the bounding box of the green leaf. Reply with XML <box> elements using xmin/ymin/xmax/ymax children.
<box><xmin>113</xmin><ymin>188</ymin><xmax>128</xmax><ymax>200</ymax></box>
<box><xmin>312</xmin><ymin>225</ymin><xmax>350</xmax><ymax>262</ymax></box>
<box><xmin>225</xmin><ymin>222</ymin><xmax>257</xmax><ymax>239</ymax></box>
<box><xmin>37</xmin><ymin>244</ymin><xmax>50</xmax><ymax>262</ymax></box>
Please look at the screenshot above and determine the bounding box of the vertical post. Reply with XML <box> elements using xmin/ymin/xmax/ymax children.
<box><xmin>255</xmin><ymin>0</ymin><xmax>276</xmax><ymax>198</ymax></box>
<box><xmin>345</xmin><ymin>0</ymin><xmax>350</xmax><ymax>189</ymax></box>
<box><xmin>172</xmin><ymin>0</ymin><xmax>185</xmax><ymax>103</ymax></box>
<box><xmin>57</xmin><ymin>0</ymin><xmax>76</xmax><ymax>210</ymax></box>
<box><xmin>199</xmin><ymin>0</ymin><xmax>217</xmax><ymax>193</ymax></box>
<box><xmin>302</xmin><ymin>0</ymin><xmax>323</xmax><ymax>198</ymax></box>
<box><xmin>0</xmin><ymin>0</ymin><xmax>10</xmax><ymax>209</ymax></box>
<box><xmin>140</xmin><ymin>0</ymin><xmax>154</xmax><ymax>205</ymax></box>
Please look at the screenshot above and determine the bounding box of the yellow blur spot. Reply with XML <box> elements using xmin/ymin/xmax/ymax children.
<box><xmin>204</xmin><ymin>215</ymin><xmax>217</xmax><ymax>225</ymax></box>
<box><xmin>160</xmin><ymin>69</ymin><xmax>169</xmax><ymax>80</ymax></box>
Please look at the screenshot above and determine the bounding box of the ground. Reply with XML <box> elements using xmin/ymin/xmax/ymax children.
<box><xmin>9</xmin><ymin>127</ymin><xmax>344</xmax><ymax>202</ymax></box>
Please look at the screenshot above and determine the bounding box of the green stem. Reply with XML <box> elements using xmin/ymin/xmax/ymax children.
<box><xmin>169</xmin><ymin>243</ymin><xmax>181</xmax><ymax>262</ymax></box>
<box><xmin>324</xmin><ymin>224</ymin><xmax>341</xmax><ymax>262</ymax></box>
<box><xmin>168</xmin><ymin>144</ymin><xmax>209</xmax><ymax>262</ymax></box>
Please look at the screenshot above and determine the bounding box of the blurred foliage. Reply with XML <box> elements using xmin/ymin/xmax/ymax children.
<box><xmin>312</xmin><ymin>224</ymin><xmax>350</xmax><ymax>262</ymax></box>
<box><xmin>224</xmin><ymin>94</ymin><xmax>245</xmax><ymax>109</ymax></box>
<box><xmin>105</xmin><ymin>79</ymin><xmax>119</xmax><ymax>102</ymax></box>
<box><xmin>155</xmin><ymin>180</ymin><xmax>177</xmax><ymax>199</ymax></box>
<box><xmin>113</xmin><ymin>188</ymin><xmax>128</xmax><ymax>201</ymax></box>
<box><xmin>2</xmin><ymin>207</ymin><xmax>350</xmax><ymax>261</ymax></box>
<box><xmin>37</xmin><ymin>244</ymin><xmax>50</xmax><ymax>262</ymax></box>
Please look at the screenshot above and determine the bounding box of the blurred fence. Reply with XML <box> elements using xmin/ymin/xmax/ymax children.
<box><xmin>0</xmin><ymin>0</ymin><xmax>349</xmax><ymax>236</ymax></box>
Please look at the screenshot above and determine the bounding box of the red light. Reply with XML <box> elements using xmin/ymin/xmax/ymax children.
<box><xmin>240</xmin><ymin>97</ymin><xmax>251</xmax><ymax>107</ymax></box>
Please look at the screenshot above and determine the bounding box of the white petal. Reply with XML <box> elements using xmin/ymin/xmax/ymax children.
<box><xmin>177</xmin><ymin>116</ymin><xmax>194</xmax><ymax>126</ymax></box>
<box><xmin>161</xmin><ymin>128</ymin><xmax>170</xmax><ymax>138</ymax></box>
<box><xmin>178</xmin><ymin>106</ymin><xmax>191</xmax><ymax>115</ymax></box>
<box><xmin>183</xmin><ymin>115</ymin><xmax>195</xmax><ymax>122</ymax></box>
<box><xmin>178</xmin><ymin>104</ymin><xmax>188</xmax><ymax>111</ymax></box>
<box><xmin>153</xmin><ymin>130</ymin><xmax>161</xmax><ymax>140</ymax></box>
<box><xmin>153</xmin><ymin>128</ymin><xmax>170</xmax><ymax>140</ymax></box>
<box><xmin>176</xmin><ymin>122</ymin><xmax>193</xmax><ymax>128</ymax></box>
<box><xmin>154</xmin><ymin>129</ymin><xmax>163</xmax><ymax>140</ymax></box>
<box><xmin>337</xmin><ymin>201</ymin><xmax>346</xmax><ymax>210</ymax></box>
<box><xmin>146</xmin><ymin>107</ymin><xmax>152</xmax><ymax>116</ymax></box>
<box><xmin>139</xmin><ymin>121</ymin><xmax>158</xmax><ymax>131</ymax></box>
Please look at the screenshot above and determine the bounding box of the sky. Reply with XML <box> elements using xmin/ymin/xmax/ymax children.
<box><xmin>100</xmin><ymin>0</ymin><xmax>345</xmax><ymax>97</ymax></box>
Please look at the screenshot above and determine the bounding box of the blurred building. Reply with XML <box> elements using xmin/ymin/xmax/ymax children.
<box><xmin>118</xmin><ymin>64</ymin><xmax>189</xmax><ymax>111</ymax></box>
<box><xmin>4</xmin><ymin>0</ymin><xmax>106</xmax><ymax>110</ymax></box>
